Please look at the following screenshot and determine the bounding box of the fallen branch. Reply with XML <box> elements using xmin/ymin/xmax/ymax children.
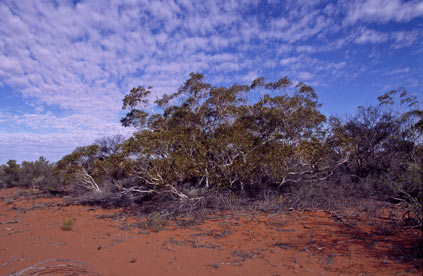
<box><xmin>8</xmin><ymin>259</ymin><xmax>91</xmax><ymax>276</ymax></box>
<box><xmin>120</xmin><ymin>186</ymin><xmax>156</xmax><ymax>195</ymax></box>
<box><xmin>0</xmin><ymin>220</ymin><xmax>19</xmax><ymax>225</ymax></box>
<box><xmin>279</xmin><ymin>153</ymin><xmax>350</xmax><ymax>186</ymax></box>
<box><xmin>0</xmin><ymin>256</ymin><xmax>23</xmax><ymax>269</ymax></box>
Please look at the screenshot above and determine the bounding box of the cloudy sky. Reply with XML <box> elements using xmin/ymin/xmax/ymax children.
<box><xmin>0</xmin><ymin>0</ymin><xmax>422</xmax><ymax>164</ymax></box>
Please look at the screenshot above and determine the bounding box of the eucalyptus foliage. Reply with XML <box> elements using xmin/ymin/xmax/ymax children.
<box><xmin>119</xmin><ymin>73</ymin><xmax>346</xmax><ymax>198</ymax></box>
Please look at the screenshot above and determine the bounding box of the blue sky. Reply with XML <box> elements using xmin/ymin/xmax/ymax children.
<box><xmin>0</xmin><ymin>0</ymin><xmax>422</xmax><ymax>164</ymax></box>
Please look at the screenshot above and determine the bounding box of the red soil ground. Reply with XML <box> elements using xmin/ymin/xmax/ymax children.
<box><xmin>0</xmin><ymin>188</ymin><xmax>421</xmax><ymax>276</ymax></box>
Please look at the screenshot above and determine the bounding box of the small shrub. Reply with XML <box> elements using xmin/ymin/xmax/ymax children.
<box><xmin>61</xmin><ymin>218</ymin><xmax>76</xmax><ymax>231</ymax></box>
<box><xmin>150</xmin><ymin>212</ymin><xmax>165</xmax><ymax>232</ymax></box>
<box><xmin>141</xmin><ymin>212</ymin><xmax>166</xmax><ymax>232</ymax></box>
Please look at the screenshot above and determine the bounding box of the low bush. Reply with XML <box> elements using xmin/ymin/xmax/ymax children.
<box><xmin>61</xmin><ymin>218</ymin><xmax>76</xmax><ymax>231</ymax></box>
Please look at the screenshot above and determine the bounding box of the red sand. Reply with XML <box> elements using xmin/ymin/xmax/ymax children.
<box><xmin>0</xmin><ymin>188</ymin><xmax>421</xmax><ymax>275</ymax></box>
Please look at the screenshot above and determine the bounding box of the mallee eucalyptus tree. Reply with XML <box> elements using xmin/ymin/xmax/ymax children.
<box><xmin>119</xmin><ymin>73</ymin><xmax>349</xmax><ymax>198</ymax></box>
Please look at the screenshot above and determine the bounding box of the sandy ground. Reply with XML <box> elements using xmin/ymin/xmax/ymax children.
<box><xmin>0</xmin><ymin>188</ymin><xmax>421</xmax><ymax>276</ymax></box>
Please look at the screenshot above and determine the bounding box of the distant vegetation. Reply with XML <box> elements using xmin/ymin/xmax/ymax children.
<box><xmin>61</xmin><ymin>218</ymin><xmax>76</xmax><ymax>231</ymax></box>
<box><xmin>1</xmin><ymin>73</ymin><xmax>421</xmax><ymax>226</ymax></box>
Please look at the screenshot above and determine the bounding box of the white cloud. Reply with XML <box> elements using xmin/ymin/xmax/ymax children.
<box><xmin>265</xmin><ymin>10</ymin><xmax>334</xmax><ymax>43</ymax></box>
<box><xmin>241</xmin><ymin>71</ymin><xmax>259</xmax><ymax>82</ymax></box>
<box><xmin>345</xmin><ymin>0</ymin><xmax>423</xmax><ymax>24</ymax></box>
<box><xmin>390</xmin><ymin>67</ymin><xmax>410</xmax><ymax>74</ymax></box>
<box><xmin>354</xmin><ymin>29</ymin><xmax>389</xmax><ymax>44</ymax></box>
<box><xmin>331</xmin><ymin>62</ymin><xmax>347</xmax><ymax>70</ymax></box>
<box><xmin>296</xmin><ymin>45</ymin><xmax>317</xmax><ymax>53</ymax></box>
<box><xmin>391</xmin><ymin>31</ymin><xmax>419</xmax><ymax>48</ymax></box>
<box><xmin>298</xmin><ymin>71</ymin><xmax>313</xmax><ymax>80</ymax></box>
<box><xmin>353</xmin><ymin>28</ymin><xmax>421</xmax><ymax>47</ymax></box>
<box><xmin>0</xmin><ymin>55</ymin><xmax>24</xmax><ymax>74</ymax></box>
<box><xmin>281</xmin><ymin>56</ymin><xmax>301</xmax><ymax>65</ymax></box>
